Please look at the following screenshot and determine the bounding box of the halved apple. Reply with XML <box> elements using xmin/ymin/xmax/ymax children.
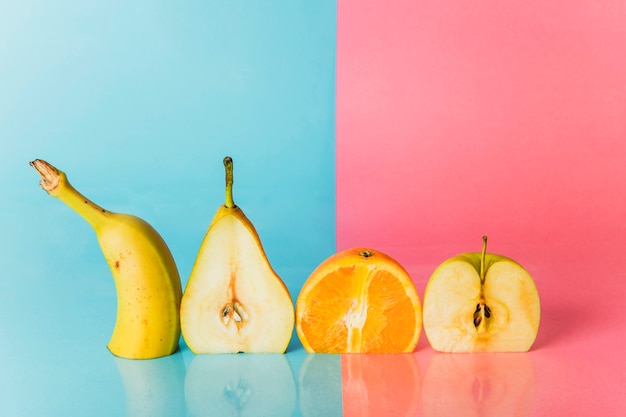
<box><xmin>422</xmin><ymin>236</ymin><xmax>540</xmax><ymax>352</ymax></box>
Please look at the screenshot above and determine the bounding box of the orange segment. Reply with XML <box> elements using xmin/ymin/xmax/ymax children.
<box><xmin>296</xmin><ymin>248</ymin><xmax>422</xmax><ymax>353</ymax></box>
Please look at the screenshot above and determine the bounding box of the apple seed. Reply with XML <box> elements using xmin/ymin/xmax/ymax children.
<box><xmin>473</xmin><ymin>302</ymin><xmax>492</xmax><ymax>329</ymax></box>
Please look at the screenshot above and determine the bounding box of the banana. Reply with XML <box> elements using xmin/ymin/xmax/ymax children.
<box><xmin>30</xmin><ymin>159</ymin><xmax>182</xmax><ymax>359</ymax></box>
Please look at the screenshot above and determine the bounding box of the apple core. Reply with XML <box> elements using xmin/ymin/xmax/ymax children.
<box><xmin>474</xmin><ymin>236</ymin><xmax>493</xmax><ymax>332</ymax></box>
<box><xmin>422</xmin><ymin>235</ymin><xmax>541</xmax><ymax>352</ymax></box>
<box><xmin>473</xmin><ymin>302</ymin><xmax>492</xmax><ymax>329</ymax></box>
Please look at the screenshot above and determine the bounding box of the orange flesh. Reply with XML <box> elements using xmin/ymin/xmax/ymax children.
<box><xmin>297</xmin><ymin>250</ymin><xmax>421</xmax><ymax>353</ymax></box>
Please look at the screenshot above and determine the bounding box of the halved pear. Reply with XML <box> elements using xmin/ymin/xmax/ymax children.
<box><xmin>180</xmin><ymin>157</ymin><xmax>295</xmax><ymax>353</ymax></box>
<box><xmin>423</xmin><ymin>236</ymin><xmax>540</xmax><ymax>352</ymax></box>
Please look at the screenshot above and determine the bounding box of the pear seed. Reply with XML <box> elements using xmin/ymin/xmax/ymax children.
<box><xmin>220</xmin><ymin>302</ymin><xmax>248</xmax><ymax>330</ymax></box>
<box><xmin>221</xmin><ymin>305</ymin><xmax>232</xmax><ymax>325</ymax></box>
<box><xmin>234</xmin><ymin>302</ymin><xmax>248</xmax><ymax>321</ymax></box>
<box><xmin>233</xmin><ymin>310</ymin><xmax>242</xmax><ymax>323</ymax></box>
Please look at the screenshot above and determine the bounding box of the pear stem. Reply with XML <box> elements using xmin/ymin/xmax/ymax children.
<box><xmin>224</xmin><ymin>156</ymin><xmax>235</xmax><ymax>208</ymax></box>
<box><xmin>479</xmin><ymin>235</ymin><xmax>488</xmax><ymax>285</ymax></box>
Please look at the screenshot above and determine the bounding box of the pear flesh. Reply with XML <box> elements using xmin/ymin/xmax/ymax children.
<box><xmin>423</xmin><ymin>251</ymin><xmax>540</xmax><ymax>353</ymax></box>
<box><xmin>180</xmin><ymin>157</ymin><xmax>294</xmax><ymax>354</ymax></box>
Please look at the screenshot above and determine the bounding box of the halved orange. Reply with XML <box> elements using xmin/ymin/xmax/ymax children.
<box><xmin>295</xmin><ymin>248</ymin><xmax>422</xmax><ymax>353</ymax></box>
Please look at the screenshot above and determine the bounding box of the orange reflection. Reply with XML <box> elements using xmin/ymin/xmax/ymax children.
<box><xmin>342</xmin><ymin>354</ymin><xmax>421</xmax><ymax>417</ymax></box>
<box><xmin>422</xmin><ymin>353</ymin><xmax>536</xmax><ymax>417</ymax></box>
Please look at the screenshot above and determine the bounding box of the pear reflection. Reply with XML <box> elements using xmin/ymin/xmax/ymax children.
<box><xmin>298</xmin><ymin>354</ymin><xmax>343</xmax><ymax>417</ymax></box>
<box><xmin>341</xmin><ymin>354</ymin><xmax>421</xmax><ymax>417</ymax></box>
<box><xmin>114</xmin><ymin>353</ymin><xmax>186</xmax><ymax>417</ymax></box>
<box><xmin>185</xmin><ymin>354</ymin><xmax>296</xmax><ymax>417</ymax></box>
<box><xmin>422</xmin><ymin>353</ymin><xmax>536</xmax><ymax>417</ymax></box>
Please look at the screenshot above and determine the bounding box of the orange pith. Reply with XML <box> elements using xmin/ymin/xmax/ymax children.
<box><xmin>296</xmin><ymin>248</ymin><xmax>422</xmax><ymax>353</ymax></box>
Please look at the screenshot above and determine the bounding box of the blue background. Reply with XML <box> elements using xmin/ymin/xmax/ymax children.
<box><xmin>1</xmin><ymin>2</ymin><xmax>337</xmax><ymax>416</ymax></box>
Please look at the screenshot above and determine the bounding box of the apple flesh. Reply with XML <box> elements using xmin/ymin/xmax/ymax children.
<box><xmin>423</xmin><ymin>236</ymin><xmax>540</xmax><ymax>352</ymax></box>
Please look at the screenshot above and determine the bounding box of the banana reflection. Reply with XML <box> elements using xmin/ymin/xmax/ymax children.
<box><xmin>422</xmin><ymin>353</ymin><xmax>536</xmax><ymax>417</ymax></box>
<box><xmin>114</xmin><ymin>349</ymin><xmax>535</xmax><ymax>417</ymax></box>
<box><xmin>341</xmin><ymin>354</ymin><xmax>421</xmax><ymax>417</ymax></box>
<box><xmin>114</xmin><ymin>353</ymin><xmax>186</xmax><ymax>417</ymax></box>
<box><xmin>185</xmin><ymin>353</ymin><xmax>296</xmax><ymax>417</ymax></box>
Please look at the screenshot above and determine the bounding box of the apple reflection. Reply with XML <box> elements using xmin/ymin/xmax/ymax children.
<box><xmin>114</xmin><ymin>353</ymin><xmax>186</xmax><ymax>417</ymax></box>
<box><xmin>342</xmin><ymin>354</ymin><xmax>421</xmax><ymax>417</ymax></box>
<box><xmin>185</xmin><ymin>353</ymin><xmax>296</xmax><ymax>417</ymax></box>
<box><xmin>422</xmin><ymin>353</ymin><xmax>536</xmax><ymax>417</ymax></box>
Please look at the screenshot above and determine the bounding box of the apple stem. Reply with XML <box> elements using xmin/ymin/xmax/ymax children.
<box><xmin>224</xmin><ymin>156</ymin><xmax>235</xmax><ymax>208</ymax></box>
<box><xmin>480</xmin><ymin>235</ymin><xmax>487</xmax><ymax>285</ymax></box>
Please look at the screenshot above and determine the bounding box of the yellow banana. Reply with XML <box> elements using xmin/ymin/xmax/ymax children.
<box><xmin>30</xmin><ymin>159</ymin><xmax>182</xmax><ymax>359</ymax></box>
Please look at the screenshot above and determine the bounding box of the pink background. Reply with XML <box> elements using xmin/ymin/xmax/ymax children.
<box><xmin>337</xmin><ymin>0</ymin><xmax>626</xmax><ymax>415</ymax></box>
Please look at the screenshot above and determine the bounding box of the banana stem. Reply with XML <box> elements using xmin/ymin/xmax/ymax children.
<box><xmin>30</xmin><ymin>159</ymin><xmax>108</xmax><ymax>229</ymax></box>
<box><xmin>480</xmin><ymin>235</ymin><xmax>488</xmax><ymax>285</ymax></box>
<box><xmin>224</xmin><ymin>156</ymin><xmax>235</xmax><ymax>208</ymax></box>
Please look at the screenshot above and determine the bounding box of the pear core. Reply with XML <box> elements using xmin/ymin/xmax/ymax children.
<box><xmin>180</xmin><ymin>156</ymin><xmax>294</xmax><ymax>354</ymax></box>
<box><xmin>181</xmin><ymin>211</ymin><xmax>294</xmax><ymax>353</ymax></box>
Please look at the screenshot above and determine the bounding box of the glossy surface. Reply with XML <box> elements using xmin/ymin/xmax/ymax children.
<box><xmin>337</xmin><ymin>0</ymin><xmax>626</xmax><ymax>415</ymax></box>
<box><xmin>3</xmin><ymin>0</ymin><xmax>626</xmax><ymax>415</ymax></box>
<box><xmin>0</xmin><ymin>1</ymin><xmax>336</xmax><ymax>416</ymax></box>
